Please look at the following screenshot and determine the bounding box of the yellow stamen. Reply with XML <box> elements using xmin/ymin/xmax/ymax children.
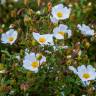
<box><xmin>83</xmin><ymin>73</ymin><xmax>90</xmax><ymax>79</ymax></box>
<box><xmin>57</xmin><ymin>12</ymin><xmax>63</xmax><ymax>18</ymax></box>
<box><xmin>8</xmin><ymin>37</ymin><xmax>14</xmax><ymax>42</ymax></box>
<box><xmin>31</xmin><ymin>61</ymin><xmax>39</xmax><ymax>68</ymax></box>
<box><xmin>39</xmin><ymin>37</ymin><xmax>46</xmax><ymax>43</ymax></box>
<box><xmin>58</xmin><ymin>31</ymin><xmax>64</xmax><ymax>36</ymax></box>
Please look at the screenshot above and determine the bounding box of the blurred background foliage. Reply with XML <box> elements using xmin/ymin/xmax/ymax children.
<box><xmin>0</xmin><ymin>0</ymin><xmax>96</xmax><ymax>96</ymax></box>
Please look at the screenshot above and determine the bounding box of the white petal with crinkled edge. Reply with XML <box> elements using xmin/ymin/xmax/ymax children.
<box><xmin>69</xmin><ymin>66</ymin><xmax>78</xmax><ymax>74</ymax></box>
<box><xmin>52</xmin><ymin>4</ymin><xmax>71</xmax><ymax>20</ymax></box>
<box><xmin>77</xmin><ymin>24</ymin><xmax>94</xmax><ymax>36</ymax></box>
<box><xmin>53</xmin><ymin>24</ymin><xmax>72</xmax><ymax>39</ymax></box>
<box><xmin>33</xmin><ymin>32</ymin><xmax>54</xmax><ymax>45</ymax></box>
<box><xmin>1</xmin><ymin>29</ymin><xmax>18</xmax><ymax>45</ymax></box>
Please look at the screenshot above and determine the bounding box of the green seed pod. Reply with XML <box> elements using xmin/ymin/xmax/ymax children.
<box><xmin>36</xmin><ymin>53</ymin><xmax>42</xmax><ymax>60</ymax></box>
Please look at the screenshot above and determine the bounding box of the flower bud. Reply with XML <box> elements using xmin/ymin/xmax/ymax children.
<box><xmin>11</xmin><ymin>10</ymin><xmax>17</xmax><ymax>18</ymax></box>
<box><xmin>24</xmin><ymin>16</ymin><xmax>32</xmax><ymax>25</ymax></box>
<box><xmin>0</xmin><ymin>64</ymin><xmax>4</xmax><ymax>70</ymax></box>
<box><xmin>0</xmin><ymin>28</ymin><xmax>4</xmax><ymax>33</ymax></box>
<box><xmin>24</xmin><ymin>0</ymin><xmax>29</xmax><ymax>5</ymax></box>
<box><xmin>28</xmin><ymin>9</ymin><xmax>33</xmax><ymax>16</ymax></box>
<box><xmin>31</xmin><ymin>39</ymin><xmax>37</xmax><ymax>46</ymax></box>
<box><xmin>36</xmin><ymin>53</ymin><xmax>42</xmax><ymax>60</ymax></box>
<box><xmin>20</xmin><ymin>83</ymin><xmax>29</xmax><ymax>92</ymax></box>
<box><xmin>47</xmin><ymin>2</ymin><xmax>52</xmax><ymax>12</ymax></box>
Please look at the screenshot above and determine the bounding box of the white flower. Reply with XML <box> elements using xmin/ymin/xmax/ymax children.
<box><xmin>53</xmin><ymin>24</ymin><xmax>72</xmax><ymax>39</ymax></box>
<box><xmin>51</xmin><ymin>4</ymin><xmax>71</xmax><ymax>20</ymax></box>
<box><xmin>1</xmin><ymin>29</ymin><xmax>18</xmax><ymax>45</ymax></box>
<box><xmin>69</xmin><ymin>65</ymin><xmax>96</xmax><ymax>85</ymax></box>
<box><xmin>53</xmin><ymin>45</ymin><xmax>68</xmax><ymax>51</ymax></box>
<box><xmin>23</xmin><ymin>52</ymin><xmax>46</xmax><ymax>73</ymax></box>
<box><xmin>33</xmin><ymin>32</ymin><xmax>54</xmax><ymax>45</ymax></box>
<box><xmin>77</xmin><ymin>24</ymin><xmax>94</xmax><ymax>36</ymax></box>
<box><xmin>50</xmin><ymin>16</ymin><xmax>58</xmax><ymax>24</ymax></box>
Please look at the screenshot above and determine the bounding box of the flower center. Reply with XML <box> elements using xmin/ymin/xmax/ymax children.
<box><xmin>57</xmin><ymin>12</ymin><xmax>63</xmax><ymax>18</ymax></box>
<box><xmin>83</xmin><ymin>73</ymin><xmax>90</xmax><ymax>79</ymax></box>
<box><xmin>31</xmin><ymin>61</ymin><xmax>39</xmax><ymax>68</ymax></box>
<box><xmin>39</xmin><ymin>37</ymin><xmax>46</xmax><ymax>43</ymax></box>
<box><xmin>8</xmin><ymin>37</ymin><xmax>14</xmax><ymax>42</ymax></box>
<box><xmin>58</xmin><ymin>31</ymin><xmax>64</xmax><ymax>36</ymax></box>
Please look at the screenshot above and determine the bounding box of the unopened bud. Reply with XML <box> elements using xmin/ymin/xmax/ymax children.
<box><xmin>24</xmin><ymin>16</ymin><xmax>32</xmax><ymax>25</ymax></box>
<box><xmin>11</xmin><ymin>10</ymin><xmax>17</xmax><ymax>18</ymax></box>
<box><xmin>31</xmin><ymin>39</ymin><xmax>37</xmax><ymax>46</ymax></box>
<box><xmin>28</xmin><ymin>9</ymin><xmax>33</xmax><ymax>16</ymax></box>
<box><xmin>36</xmin><ymin>53</ymin><xmax>42</xmax><ymax>60</ymax></box>
<box><xmin>24</xmin><ymin>0</ymin><xmax>29</xmax><ymax>5</ymax></box>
